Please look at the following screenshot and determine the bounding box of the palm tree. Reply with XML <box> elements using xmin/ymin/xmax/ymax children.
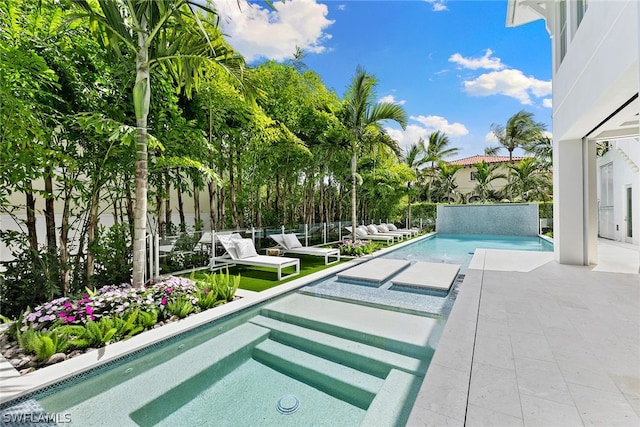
<box><xmin>472</xmin><ymin>161</ymin><xmax>506</xmax><ymax>203</ymax></box>
<box><xmin>435</xmin><ymin>161</ymin><xmax>462</xmax><ymax>203</ymax></box>
<box><xmin>424</xmin><ymin>131</ymin><xmax>459</xmax><ymax>202</ymax></box>
<box><xmin>505</xmin><ymin>158</ymin><xmax>550</xmax><ymax>201</ymax></box>
<box><xmin>487</xmin><ymin>110</ymin><xmax>546</xmax><ymax>200</ymax></box>
<box><xmin>523</xmin><ymin>135</ymin><xmax>552</xmax><ymax>173</ymax></box>
<box><xmin>400</xmin><ymin>140</ymin><xmax>428</xmax><ymax>225</ymax></box>
<box><xmin>67</xmin><ymin>0</ymin><xmax>247</xmax><ymax>287</ymax></box>
<box><xmin>341</xmin><ymin>66</ymin><xmax>407</xmax><ymax>233</ymax></box>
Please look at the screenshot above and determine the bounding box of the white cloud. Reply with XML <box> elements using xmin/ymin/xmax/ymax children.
<box><xmin>213</xmin><ymin>0</ymin><xmax>334</xmax><ymax>63</ymax></box>
<box><xmin>462</xmin><ymin>69</ymin><xmax>552</xmax><ymax>105</ymax></box>
<box><xmin>385</xmin><ymin>125</ymin><xmax>431</xmax><ymax>148</ymax></box>
<box><xmin>385</xmin><ymin>115</ymin><xmax>469</xmax><ymax>150</ymax></box>
<box><xmin>337</xmin><ymin>4</ymin><xmax>346</xmax><ymax>11</ymax></box>
<box><xmin>379</xmin><ymin>95</ymin><xmax>406</xmax><ymax>106</ymax></box>
<box><xmin>424</xmin><ymin>0</ymin><xmax>448</xmax><ymax>12</ymax></box>
<box><xmin>449</xmin><ymin>49</ymin><xmax>504</xmax><ymax>70</ymax></box>
<box><xmin>485</xmin><ymin>131</ymin><xmax>498</xmax><ymax>144</ymax></box>
<box><xmin>411</xmin><ymin>115</ymin><xmax>469</xmax><ymax>137</ymax></box>
<box><xmin>542</xmin><ymin>98</ymin><xmax>553</xmax><ymax>108</ymax></box>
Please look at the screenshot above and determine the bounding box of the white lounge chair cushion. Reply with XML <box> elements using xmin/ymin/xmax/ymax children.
<box><xmin>217</xmin><ymin>233</ymin><xmax>243</xmax><ymax>259</ymax></box>
<box><xmin>233</xmin><ymin>238</ymin><xmax>258</xmax><ymax>259</ymax></box>
<box><xmin>355</xmin><ymin>227</ymin><xmax>369</xmax><ymax>238</ymax></box>
<box><xmin>386</xmin><ymin>223</ymin><xmax>398</xmax><ymax>231</ymax></box>
<box><xmin>366</xmin><ymin>225</ymin><xmax>379</xmax><ymax>235</ymax></box>
<box><xmin>283</xmin><ymin>233</ymin><xmax>302</xmax><ymax>249</ymax></box>
<box><xmin>377</xmin><ymin>224</ymin><xmax>390</xmax><ymax>232</ymax></box>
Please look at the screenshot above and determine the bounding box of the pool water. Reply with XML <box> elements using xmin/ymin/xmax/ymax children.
<box><xmin>384</xmin><ymin>234</ymin><xmax>553</xmax><ymax>272</ymax></box>
<box><xmin>0</xmin><ymin>233</ymin><xmax>552</xmax><ymax>426</ymax></box>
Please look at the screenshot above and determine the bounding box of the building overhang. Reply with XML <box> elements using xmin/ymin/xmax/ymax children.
<box><xmin>506</xmin><ymin>0</ymin><xmax>549</xmax><ymax>28</ymax></box>
<box><xmin>587</xmin><ymin>94</ymin><xmax>640</xmax><ymax>141</ymax></box>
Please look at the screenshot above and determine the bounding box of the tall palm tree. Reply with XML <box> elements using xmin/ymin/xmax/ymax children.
<box><xmin>472</xmin><ymin>161</ymin><xmax>506</xmax><ymax>203</ymax></box>
<box><xmin>341</xmin><ymin>66</ymin><xmax>407</xmax><ymax>233</ymax></box>
<box><xmin>424</xmin><ymin>131</ymin><xmax>459</xmax><ymax>202</ymax></box>
<box><xmin>400</xmin><ymin>140</ymin><xmax>428</xmax><ymax>225</ymax></box>
<box><xmin>487</xmin><ymin>110</ymin><xmax>546</xmax><ymax>200</ymax></box>
<box><xmin>67</xmin><ymin>0</ymin><xmax>247</xmax><ymax>287</ymax></box>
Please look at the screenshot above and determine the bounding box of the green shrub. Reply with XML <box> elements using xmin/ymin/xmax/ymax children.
<box><xmin>91</xmin><ymin>223</ymin><xmax>132</xmax><ymax>288</ymax></box>
<box><xmin>336</xmin><ymin>240</ymin><xmax>375</xmax><ymax>257</ymax></box>
<box><xmin>0</xmin><ymin>232</ymin><xmax>62</xmax><ymax>318</ymax></box>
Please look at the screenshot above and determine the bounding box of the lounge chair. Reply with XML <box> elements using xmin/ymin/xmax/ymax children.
<box><xmin>375</xmin><ymin>224</ymin><xmax>413</xmax><ymax>238</ymax></box>
<box><xmin>212</xmin><ymin>233</ymin><xmax>300</xmax><ymax>281</ymax></box>
<box><xmin>269</xmin><ymin>233</ymin><xmax>340</xmax><ymax>265</ymax></box>
<box><xmin>383</xmin><ymin>223</ymin><xmax>420</xmax><ymax>237</ymax></box>
<box><xmin>344</xmin><ymin>226</ymin><xmax>394</xmax><ymax>245</ymax></box>
<box><xmin>364</xmin><ymin>224</ymin><xmax>405</xmax><ymax>242</ymax></box>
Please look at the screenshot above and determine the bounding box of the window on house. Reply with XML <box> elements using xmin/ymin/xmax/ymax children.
<box><xmin>559</xmin><ymin>0</ymin><xmax>567</xmax><ymax>63</ymax></box>
<box><xmin>576</xmin><ymin>0</ymin><xmax>588</xmax><ymax>28</ymax></box>
<box><xmin>470</xmin><ymin>171</ymin><xmax>477</xmax><ymax>181</ymax></box>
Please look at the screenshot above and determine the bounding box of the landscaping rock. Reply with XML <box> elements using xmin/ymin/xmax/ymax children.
<box><xmin>45</xmin><ymin>353</ymin><xmax>67</xmax><ymax>365</ymax></box>
<box><xmin>16</xmin><ymin>357</ymin><xmax>31</xmax><ymax>369</ymax></box>
<box><xmin>19</xmin><ymin>367</ymin><xmax>36</xmax><ymax>375</ymax></box>
<box><xmin>68</xmin><ymin>350</ymin><xmax>82</xmax><ymax>359</ymax></box>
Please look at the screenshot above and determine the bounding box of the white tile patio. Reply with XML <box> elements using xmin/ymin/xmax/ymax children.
<box><xmin>408</xmin><ymin>239</ymin><xmax>640</xmax><ymax>426</ymax></box>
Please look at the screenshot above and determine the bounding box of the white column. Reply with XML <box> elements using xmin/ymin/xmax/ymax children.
<box><xmin>553</xmin><ymin>139</ymin><xmax>586</xmax><ymax>264</ymax></box>
<box><xmin>553</xmin><ymin>137</ymin><xmax>598</xmax><ymax>265</ymax></box>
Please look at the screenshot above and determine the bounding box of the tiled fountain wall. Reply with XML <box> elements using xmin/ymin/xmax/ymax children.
<box><xmin>436</xmin><ymin>204</ymin><xmax>539</xmax><ymax>235</ymax></box>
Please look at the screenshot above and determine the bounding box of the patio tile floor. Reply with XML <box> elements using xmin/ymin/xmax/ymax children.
<box><xmin>408</xmin><ymin>239</ymin><xmax>640</xmax><ymax>426</ymax></box>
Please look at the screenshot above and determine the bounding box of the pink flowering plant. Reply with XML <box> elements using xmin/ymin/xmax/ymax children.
<box><xmin>13</xmin><ymin>273</ymin><xmax>241</xmax><ymax>364</ymax></box>
<box><xmin>335</xmin><ymin>239</ymin><xmax>375</xmax><ymax>257</ymax></box>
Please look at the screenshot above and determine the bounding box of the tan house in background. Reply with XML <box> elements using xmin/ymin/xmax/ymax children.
<box><xmin>448</xmin><ymin>155</ymin><xmax>526</xmax><ymax>201</ymax></box>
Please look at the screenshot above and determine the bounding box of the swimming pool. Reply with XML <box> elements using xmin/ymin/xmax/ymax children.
<box><xmin>384</xmin><ymin>234</ymin><xmax>553</xmax><ymax>272</ymax></box>
<box><xmin>0</xmin><ymin>233</ymin><xmax>552</xmax><ymax>426</ymax></box>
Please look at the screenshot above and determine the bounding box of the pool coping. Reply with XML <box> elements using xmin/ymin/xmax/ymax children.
<box><xmin>0</xmin><ymin>232</ymin><xmax>435</xmax><ymax>405</ymax></box>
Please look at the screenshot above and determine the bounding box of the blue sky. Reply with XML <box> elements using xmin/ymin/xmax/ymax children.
<box><xmin>213</xmin><ymin>0</ymin><xmax>552</xmax><ymax>159</ymax></box>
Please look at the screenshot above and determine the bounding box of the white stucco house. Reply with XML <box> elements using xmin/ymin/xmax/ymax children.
<box><xmin>507</xmin><ymin>0</ymin><xmax>639</xmax><ymax>264</ymax></box>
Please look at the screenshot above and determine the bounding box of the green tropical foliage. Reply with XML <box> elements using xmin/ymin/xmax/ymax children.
<box><xmin>0</xmin><ymin>0</ymin><xmax>554</xmax><ymax>322</ymax></box>
<box><xmin>472</xmin><ymin>161</ymin><xmax>507</xmax><ymax>203</ymax></box>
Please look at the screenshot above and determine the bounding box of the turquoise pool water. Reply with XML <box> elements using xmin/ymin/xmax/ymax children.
<box><xmin>0</xmin><ymin>234</ymin><xmax>552</xmax><ymax>426</ymax></box>
<box><xmin>383</xmin><ymin>234</ymin><xmax>553</xmax><ymax>272</ymax></box>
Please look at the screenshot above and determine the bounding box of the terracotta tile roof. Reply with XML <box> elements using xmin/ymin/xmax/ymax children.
<box><xmin>448</xmin><ymin>155</ymin><xmax>526</xmax><ymax>166</ymax></box>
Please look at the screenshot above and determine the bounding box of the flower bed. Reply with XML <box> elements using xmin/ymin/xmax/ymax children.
<box><xmin>1</xmin><ymin>271</ymin><xmax>240</xmax><ymax>374</ymax></box>
<box><xmin>334</xmin><ymin>239</ymin><xmax>376</xmax><ymax>257</ymax></box>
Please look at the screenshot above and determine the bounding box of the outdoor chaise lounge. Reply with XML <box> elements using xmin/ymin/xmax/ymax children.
<box><xmin>383</xmin><ymin>223</ymin><xmax>420</xmax><ymax>237</ymax></box>
<box><xmin>364</xmin><ymin>224</ymin><xmax>405</xmax><ymax>242</ymax></box>
<box><xmin>269</xmin><ymin>233</ymin><xmax>340</xmax><ymax>265</ymax></box>
<box><xmin>344</xmin><ymin>226</ymin><xmax>394</xmax><ymax>245</ymax></box>
<box><xmin>212</xmin><ymin>233</ymin><xmax>300</xmax><ymax>281</ymax></box>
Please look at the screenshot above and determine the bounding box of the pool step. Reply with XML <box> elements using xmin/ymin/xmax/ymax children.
<box><xmin>360</xmin><ymin>369</ymin><xmax>423</xmax><ymax>427</ymax></box>
<box><xmin>129</xmin><ymin>323</ymin><xmax>270</xmax><ymax>425</ymax></box>
<box><xmin>253</xmin><ymin>339</ymin><xmax>383</xmax><ymax>409</ymax></box>
<box><xmin>260</xmin><ymin>293</ymin><xmax>441</xmax><ymax>359</ymax></box>
<box><xmin>249</xmin><ymin>315</ymin><xmax>429</xmax><ymax>378</ymax></box>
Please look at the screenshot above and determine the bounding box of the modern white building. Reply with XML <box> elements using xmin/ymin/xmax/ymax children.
<box><xmin>507</xmin><ymin>0</ymin><xmax>639</xmax><ymax>264</ymax></box>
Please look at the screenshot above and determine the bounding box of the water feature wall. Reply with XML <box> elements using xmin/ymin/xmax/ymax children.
<box><xmin>436</xmin><ymin>204</ymin><xmax>539</xmax><ymax>236</ymax></box>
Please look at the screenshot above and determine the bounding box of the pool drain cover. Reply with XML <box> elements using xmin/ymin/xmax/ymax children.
<box><xmin>276</xmin><ymin>395</ymin><xmax>300</xmax><ymax>414</ymax></box>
